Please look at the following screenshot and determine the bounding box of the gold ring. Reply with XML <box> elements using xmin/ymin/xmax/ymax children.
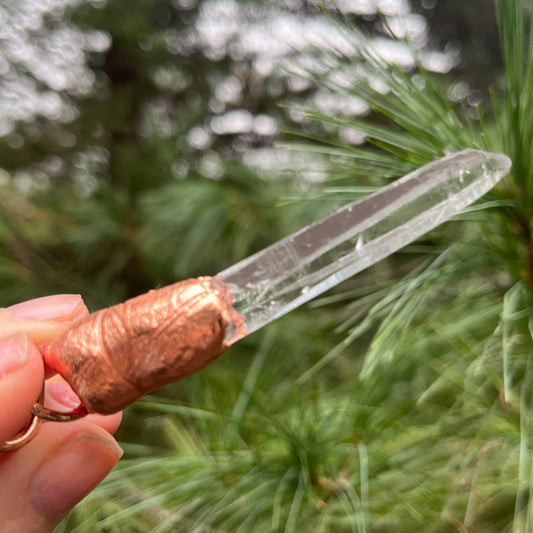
<box><xmin>1</xmin><ymin>383</ymin><xmax>87</xmax><ymax>452</ymax></box>
<box><xmin>1</xmin><ymin>382</ymin><xmax>45</xmax><ymax>452</ymax></box>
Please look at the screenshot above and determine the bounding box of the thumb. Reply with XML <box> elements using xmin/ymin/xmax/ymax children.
<box><xmin>0</xmin><ymin>421</ymin><xmax>123</xmax><ymax>533</ymax></box>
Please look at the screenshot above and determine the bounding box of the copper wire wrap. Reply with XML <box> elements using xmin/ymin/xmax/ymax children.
<box><xmin>1</xmin><ymin>383</ymin><xmax>45</xmax><ymax>451</ymax></box>
<box><xmin>41</xmin><ymin>277</ymin><xmax>240</xmax><ymax>415</ymax></box>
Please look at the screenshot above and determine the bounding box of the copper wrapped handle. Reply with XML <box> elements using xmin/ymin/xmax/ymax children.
<box><xmin>2</xmin><ymin>277</ymin><xmax>242</xmax><ymax>451</ymax></box>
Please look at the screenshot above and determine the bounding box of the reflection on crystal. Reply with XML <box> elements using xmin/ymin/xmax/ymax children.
<box><xmin>221</xmin><ymin>151</ymin><xmax>512</xmax><ymax>338</ymax></box>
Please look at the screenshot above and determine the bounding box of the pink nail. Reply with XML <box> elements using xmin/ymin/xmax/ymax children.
<box><xmin>0</xmin><ymin>333</ymin><xmax>28</xmax><ymax>376</ymax></box>
<box><xmin>45</xmin><ymin>381</ymin><xmax>81</xmax><ymax>411</ymax></box>
<box><xmin>29</xmin><ymin>432</ymin><xmax>123</xmax><ymax>519</ymax></box>
<box><xmin>7</xmin><ymin>295</ymin><xmax>84</xmax><ymax>322</ymax></box>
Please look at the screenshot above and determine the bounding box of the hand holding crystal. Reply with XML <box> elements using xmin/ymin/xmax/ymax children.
<box><xmin>0</xmin><ymin>295</ymin><xmax>122</xmax><ymax>533</ymax></box>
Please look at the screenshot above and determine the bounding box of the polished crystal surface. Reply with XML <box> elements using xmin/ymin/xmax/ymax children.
<box><xmin>219</xmin><ymin>150</ymin><xmax>512</xmax><ymax>341</ymax></box>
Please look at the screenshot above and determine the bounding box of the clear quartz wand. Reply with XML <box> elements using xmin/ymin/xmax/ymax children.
<box><xmin>0</xmin><ymin>149</ymin><xmax>512</xmax><ymax>450</ymax></box>
<box><xmin>220</xmin><ymin>149</ymin><xmax>512</xmax><ymax>343</ymax></box>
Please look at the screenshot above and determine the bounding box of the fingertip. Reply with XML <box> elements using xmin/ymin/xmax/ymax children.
<box><xmin>0</xmin><ymin>422</ymin><xmax>122</xmax><ymax>531</ymax></box>
<box><xmin>0</xmin><ymin>294</ymin><xmax>89</xmax><ymax>346</ymax></box>
<box><xmin>28</xmin><ymin>427</ymin><xmax>123</xmax><ymax>520</ymax></box>
<box><xmin>7</xmin><ymin>295</ymin><xmax>88</xmax><ymax>323</ymax></box>
<box><xmin>85</xmin><ymin>411</ymin><xmax>123</xmax><ymax>435</ymax></box>
<box><xmin>45</xmin><ymin>380</ymin><xmax>123</xmax><ymax>435</ymax></box>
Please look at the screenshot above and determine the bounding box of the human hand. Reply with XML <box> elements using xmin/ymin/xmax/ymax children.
<box><xmin>0</xmin><ymin>295</ymin><xmax>123</xmax><ymax>533</ymax></box>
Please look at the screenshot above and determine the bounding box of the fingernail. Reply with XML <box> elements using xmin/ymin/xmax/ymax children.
<box><xmin>7</xmin><ymin>295</ymin><xmax>85</xmax><ymax>322</ymax></box>
<box><xmin>45</xmin><ymin>381</ymin><xmax>81</xmax><ymax>411</ymax></box>
<box><xmin>0</xmin><ymin>333</ymin><xmax>28</xmax><ymax>376</ymax></box>
<box><xmin>29</xmin><ymin>432</ymin><xmax>123</xmax><ymax>519</ymax></box>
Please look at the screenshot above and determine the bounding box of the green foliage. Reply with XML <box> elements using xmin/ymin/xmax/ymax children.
<box><xmin>3</xmin><ymin>0</ymin><xmax>533</xmax><ymax>531</ymax></box>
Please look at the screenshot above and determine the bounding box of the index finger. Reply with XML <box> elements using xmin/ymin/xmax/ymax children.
<box><xmin>1</xmin><ymin>294</ymin><xmax>89</xmax><ymax>346</ymax></box>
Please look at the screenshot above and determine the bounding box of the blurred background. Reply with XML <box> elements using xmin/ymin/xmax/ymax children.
<box><xmin>0</xmin><ymin>0</ymin><xmax>498</xmax><ymax>307</ymax></box>
<box><xmin>4</xmin><ymin>0</ymin><xmax>533</xmax><ymax>531</ymax></box>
